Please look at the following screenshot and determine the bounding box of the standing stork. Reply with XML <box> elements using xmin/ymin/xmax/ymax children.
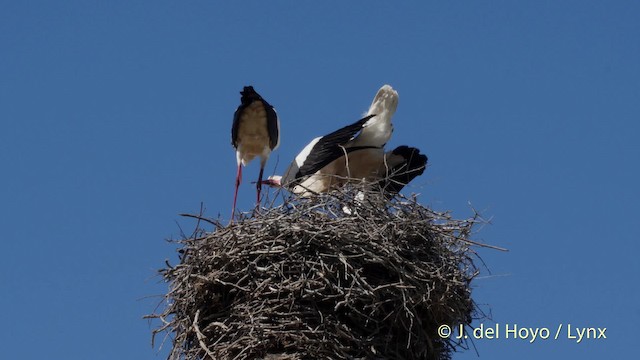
<box><xmin>262</xmin><ymin>85</ymin><xmax>426</xmax><ymax>196</ymax></box>
<box><xmin>231</xmin><ymin>86</ymin><xmax>280</xmax><ymax>219</ymax></box>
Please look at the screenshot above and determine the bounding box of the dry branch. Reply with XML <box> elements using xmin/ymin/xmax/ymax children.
<box><xmin>149</xmin><ymin>186</ymin><xmax>493</xmax><ymax>359</ymax></box>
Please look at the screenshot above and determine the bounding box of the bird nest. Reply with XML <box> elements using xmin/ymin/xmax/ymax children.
<box><xmin>149</xmin><ymin>188</ymin><xmax>492</xmax><ymax>360</ymax></box>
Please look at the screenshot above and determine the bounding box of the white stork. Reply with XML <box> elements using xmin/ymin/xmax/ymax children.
<box><xmin>262</xmin><ymin>85</ymin><xmax>427</xmax><ymax>196</ymax></box>
<box><xmin>231</xmin><ymin>86</ymin><xmax>280</xmax><ymax>219</ymax></box>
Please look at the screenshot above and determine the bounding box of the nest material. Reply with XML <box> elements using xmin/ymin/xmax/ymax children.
<box><xmin>150</xmin><ymin>188</ymin><xmax>488</xmax><ymax>360</ymax></box>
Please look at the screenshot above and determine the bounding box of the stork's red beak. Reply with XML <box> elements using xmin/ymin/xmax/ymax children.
<box><xmin>260</xmin><ymin>179</ymin><xmax>281</xmax><ymax>188</ymax></box>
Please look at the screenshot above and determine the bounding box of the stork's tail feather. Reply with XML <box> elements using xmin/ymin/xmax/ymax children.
<box><xmin>366</xmin><ymin>85</ymin><xmax>399</xmax><ymax>118</ymax></box>
<box><xmin>380</xmin><ymin>145</ymin><xmax>428</xmax><ymax>195</ymax></box>
<box><xmin>351</xmin><ymin>85</ymin><xmax>398</xmax><ymax>148</ymax></box>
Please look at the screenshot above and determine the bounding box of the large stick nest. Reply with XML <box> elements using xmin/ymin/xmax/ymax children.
<box><xmin>149</xmin><ymin>188</ymin><xmax>490</xmax><ymax>360</ymax></box>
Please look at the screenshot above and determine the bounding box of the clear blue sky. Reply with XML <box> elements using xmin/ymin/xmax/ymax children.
<box><xmin>1</xmin><ymin>1</ymin><xmax>638</xmax><ymax>359</ymax></box>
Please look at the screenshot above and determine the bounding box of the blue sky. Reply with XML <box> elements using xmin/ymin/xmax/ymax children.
<box><xmin>1</xmin><ymin>1</ymin><xmax>638</xmax><ymax>359</ymax></box>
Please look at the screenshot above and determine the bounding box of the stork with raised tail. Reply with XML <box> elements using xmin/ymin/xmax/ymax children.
<box><xmin>262</xmin><ymin>85</ymin><xmax>427</xmax><ymax>196</ymax></box>
<box><xmin>231</xmin><ymin>86</ymin><xmax>280</xmax><ymax>219</ymax></box>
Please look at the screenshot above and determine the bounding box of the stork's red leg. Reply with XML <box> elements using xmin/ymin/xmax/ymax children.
<box><xmin>231</xmin><ymin>164</ymin><xmax>242</xmax><ymax>220</ymax></box>
<box><xmin>256</xmin><ymin>165</ymin><xmax>265</xmax><ymax>206</ymax></box>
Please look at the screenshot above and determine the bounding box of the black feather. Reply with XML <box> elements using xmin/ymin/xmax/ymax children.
<box><xmin>294</xmin><ymin>114</ymin><xmax>376</xmax><ymax>179</ymax></box>
<box><xmin>380</xmin><ymin>146</ymin><xmax>428</xmax><ymax>194</ymax></box>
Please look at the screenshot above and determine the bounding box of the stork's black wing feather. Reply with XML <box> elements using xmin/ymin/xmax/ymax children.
<box><xmin>294</xmin><ymin>114</ymin><xmax>376</xmax><ymax>179</ymax></box>
<box><xmin>231</xmin><ymin>106</ymin><xmax>242</xmax><ymax>148</ymax></box>
<box><xmin>265</xmin><ymin>101</ymin><xmax>279</xmax><ymax>150</ymax></box>
<box><xmin>379</xmin><ymin>145</ymin><xmax>428</xmax><ymax>195</ymax></box>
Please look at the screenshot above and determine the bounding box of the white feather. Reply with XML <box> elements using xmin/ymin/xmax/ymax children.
<box><xmin>350</xmin><ymin>84</ymin><xmax>398</xmax><ymax>148</ymax></box>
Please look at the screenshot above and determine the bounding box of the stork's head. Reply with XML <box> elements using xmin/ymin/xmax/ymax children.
<box><xmin>240</xmin><ymin>86</ymin><xmax>261</xmax><ymax>104</ymax></box>
<box><xmin>261</xmin><ymin>175</ymin><xmax>283</xmax><ymax>188</ymax></box>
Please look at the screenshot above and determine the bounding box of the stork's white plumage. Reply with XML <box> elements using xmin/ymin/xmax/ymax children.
<box><xmin>231</xmin><ymin>86</ymin><xmax>280</xmax><ymax>219</ymax></box>
<box><xmin>263</xmin><ymin>85</ymin><xmax>427</xmax><ymax>196</ymax></box>
<box><xmin>349</xmin><ymin>84</ymin><xmax>397</xmax><ymax>148</ymax></box>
